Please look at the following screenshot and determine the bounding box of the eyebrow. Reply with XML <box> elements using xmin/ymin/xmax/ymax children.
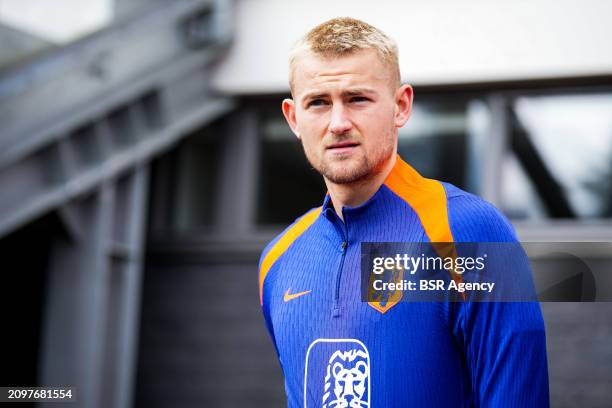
<box><xmin>343</xmin><ymin>88</ymin><xmax>378</xmax><ymax>97</ymax></box>
<box><xmin>301</xmin><ymin>88</ymin><xmax>379</xmax><ymax>103</ymax></box>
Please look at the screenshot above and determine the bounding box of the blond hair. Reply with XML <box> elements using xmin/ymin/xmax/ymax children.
<box><xmin>288</xmin><ymin>17</ymin><xmax>401</xmax><ymax>92</ymax></box>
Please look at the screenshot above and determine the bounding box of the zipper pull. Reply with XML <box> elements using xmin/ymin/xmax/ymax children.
<box><xmin>341</xmin><ymin>241</ymin><xmax>347</xmax><ymax>251</ymax></box>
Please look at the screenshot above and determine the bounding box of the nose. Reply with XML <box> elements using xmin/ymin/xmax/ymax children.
<box><xmin>329</xmin><ymin>104</ymin><xmax>352</xmax><ymax>135</ymax></box>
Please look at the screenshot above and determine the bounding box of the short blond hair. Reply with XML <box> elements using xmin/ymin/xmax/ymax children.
<box><xmin>288</xmin><ymin>17</ymin><xmax>401</xmax><ymax>92</ymax></box>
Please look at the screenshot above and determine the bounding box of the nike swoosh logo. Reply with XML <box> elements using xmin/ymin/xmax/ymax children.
<box><xmin>284</xmin><ymin>288</ymin><xmax>311</xmax><ymax>302</ymax></box>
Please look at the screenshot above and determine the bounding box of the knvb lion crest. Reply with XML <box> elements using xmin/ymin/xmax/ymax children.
<box><xmin>322</xmin><ymin>349</ymin><xmax>370</xmax><ymax>408</ymax></box>
<box><xmin>304</xmin><ymin>339</ymin><xmax>371</xmax><ymax>408</ymax></box>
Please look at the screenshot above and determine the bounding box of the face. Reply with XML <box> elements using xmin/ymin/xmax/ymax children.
<box><xmin>283</xmin><ymin>49</ymin><xmax>413</xmax><ymax>185</ymax></box>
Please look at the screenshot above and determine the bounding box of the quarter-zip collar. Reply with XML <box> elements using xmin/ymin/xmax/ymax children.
<box><xmin>320</xmin><ymin>154</ymin><xmax>423</xmax><ymax>222</ymax></box>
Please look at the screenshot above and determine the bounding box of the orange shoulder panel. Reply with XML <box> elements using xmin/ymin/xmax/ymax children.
<box><xmin>382</xmin><ymin>155</ymin><xmax>465</xmax><ymax>301</ymax></box>
<box><xmin>259</xmin><ymin>207</ymin><xmax>322</xmax><ymax>305</ymax></box>
<box><xmin>383</xmin><ymin>155</ymin><xmax>455</xmax><ymax>243</ymax></box>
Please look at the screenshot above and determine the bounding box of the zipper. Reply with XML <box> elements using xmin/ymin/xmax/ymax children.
<box><xmin>332</xmin><ymin>208</ymin><xmax>349</xmax><ymax>317</ymax></box>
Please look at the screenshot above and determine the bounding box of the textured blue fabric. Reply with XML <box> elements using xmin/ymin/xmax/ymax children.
<box><xmin>260</xmin><ymin>178</ymin><xmax>549</xmax><ymax>407</ymax></box>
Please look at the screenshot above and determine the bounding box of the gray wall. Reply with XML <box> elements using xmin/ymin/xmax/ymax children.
<box><xmin>135</xmin><ymin>254</ymin><xmax>285</xmax><ymax>407</ymax></box>
<box><xmin>543</xmin><ymin>303</ymin><xmax>612</xmax><ymax>408</ymax></box>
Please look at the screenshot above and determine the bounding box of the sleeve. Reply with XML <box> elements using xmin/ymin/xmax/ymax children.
<box><xmin>448</xmin><ymin>194</ymin><xmax>550</xmax><ymax>407</ymax></box>
<box><xmin>453</xmin><ymin>300</ymin><xmax>549</xmax><ymax>406</ymax></box>
<box><xmin>259</xmin><ymin>237</ymin><xmax>283</xmax><ymax>359</ymax></box>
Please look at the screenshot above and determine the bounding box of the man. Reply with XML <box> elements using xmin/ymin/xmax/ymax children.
<box><xmin>259</xmin><ymin>17</ymin><xmax>549</xmax><ymax>407</ymax></box>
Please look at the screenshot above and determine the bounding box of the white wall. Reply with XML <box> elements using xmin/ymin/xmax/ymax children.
<box><xmin>211</xmin><ymin>0</ymin><xmax>612</xmax><ymax>94</ymax></box>
<box><xmin>0</xmin><ymin>0</ymin><xmax>112</xmax><ymax>43</ymax></box>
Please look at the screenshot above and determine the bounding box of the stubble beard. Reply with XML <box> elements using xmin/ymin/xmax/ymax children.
<box><xmin>303</xmin><ymin>134</ymin><xmax>395</xmax><ymax>185</ymax></box>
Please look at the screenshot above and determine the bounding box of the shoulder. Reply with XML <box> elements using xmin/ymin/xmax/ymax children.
<box><xmin>258</xmin><ymin>206</ymin><xmax>322</xmax><ymax>304</ymax></box>
<box><xmin>441</xmin><ymin>182</ymin><xmax>518</xmax><ymax>243</ymax></box>
<box><xmin>258</xmin><ymin>206</ymin><xmax>322</xmax><ymax>268</ymax></box>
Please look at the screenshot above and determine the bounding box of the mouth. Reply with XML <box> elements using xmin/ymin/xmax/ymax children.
<box><xmin>327</xmin><ymin>141</ymin><xmax>360</xmax><ymax>154</ymax></box>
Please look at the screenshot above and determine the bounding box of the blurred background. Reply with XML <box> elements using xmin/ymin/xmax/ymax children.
<box><xmin>1</xmin><ymin>0</ymin><xmax>611</xmax><ymax>407</ymax></box>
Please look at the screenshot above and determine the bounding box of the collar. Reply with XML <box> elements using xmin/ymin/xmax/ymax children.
<box><xmin>320</xmin><ymin>154</ymin><xmax>425</xmax><ymax>218</ymax></box>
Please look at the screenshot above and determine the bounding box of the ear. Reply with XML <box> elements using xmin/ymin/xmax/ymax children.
<box><xmin>394</xmin><ymin>84</ymin><xmax>413</xmax><ymax>128</ymax></box>
<box><xmin>282</xmin><ymin>98</ymin><xmax>300</xmax><ymax>139</ymax></box>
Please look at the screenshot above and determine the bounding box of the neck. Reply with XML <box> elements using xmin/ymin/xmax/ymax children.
<box><xmin>325</xmin><ymin>154</ymin><xmax>397</xmax><ymax>221</ymax></box>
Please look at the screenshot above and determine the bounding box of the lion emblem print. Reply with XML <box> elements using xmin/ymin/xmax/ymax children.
<box><xmin>304</xmin><ymin>339</ymin><xmax>371</xmax><ymax>408</ymax></box>
<box><xmin>323</xmin><ymin>349</ymin><xmax>370</xmax><ymax>407</ymax></box>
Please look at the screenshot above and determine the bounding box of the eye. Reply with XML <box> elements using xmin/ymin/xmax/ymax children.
<box><xmin>309</xmin><ymin>99</ymin><xmax>326</xmax><ymax>107</ymax></box>
<box><xmin>349</xmin><ymin>96</ymin><xmax>370</xmax><ymax>103</ymax></box>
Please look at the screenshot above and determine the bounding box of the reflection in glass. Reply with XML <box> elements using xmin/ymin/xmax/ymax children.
<box><xmin>504</xmin><ymin>94</ymin><xmax>612</xmax><ymax>219</ymax></box>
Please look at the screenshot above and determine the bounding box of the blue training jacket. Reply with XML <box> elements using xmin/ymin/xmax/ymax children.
<box><xmin>259</xmin><ymin>155</ymin><xmax>549</xmax><ymax>407</ymax></box>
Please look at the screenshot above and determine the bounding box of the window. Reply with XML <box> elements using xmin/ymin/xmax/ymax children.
<box><xmin>501</xmin><ymin>93</ymin><xmax>612</xmax><ymax>220</ymax></box>
<box><xmin>398</xmin><ymin>97</ymin><xmax>489</xmax><ymax>194</ymax></box>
